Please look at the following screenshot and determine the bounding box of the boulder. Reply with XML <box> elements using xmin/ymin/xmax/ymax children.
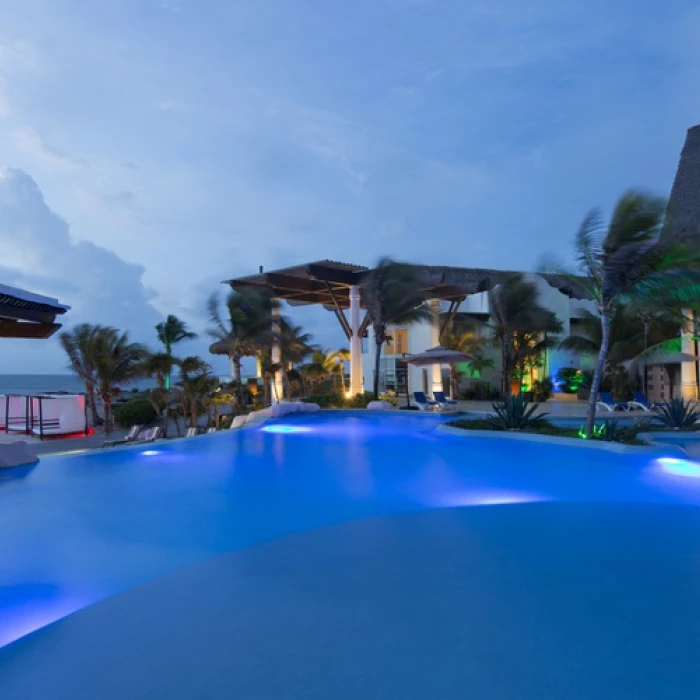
<box><xmin>367</xmin><ymin>401</ymin><xmax>392</xmax><ymax>411</ymax></box>
<box><xmin>0</xmin><ymin>441</ymin><xmax>39</xmax><ymax>469</ymax></box>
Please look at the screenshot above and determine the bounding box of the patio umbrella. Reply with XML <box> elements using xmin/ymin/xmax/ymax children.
<box><xmin>401</xmin><ymin>346</ymin><xmax>474</xmax><ymax>366</ymax></box>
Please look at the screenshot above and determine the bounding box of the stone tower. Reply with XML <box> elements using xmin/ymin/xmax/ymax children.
<box><xmin>664</xmin><ymin>124</ymin><xmax>700</xmax><ymax>244</ymax></box>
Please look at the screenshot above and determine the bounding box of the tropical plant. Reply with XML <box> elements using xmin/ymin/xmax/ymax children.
<box><xmin>486</xmin><ymin>395</ymin><xmax>549</xmax><ymax>430</ymax></box>
<box><xmin>440</xmin><ymin>317</ymin><xmax>490</xmax><ymax>397</ymax></box>
<box><xmin>278</xmin><ymin>318</ymin><xmax>315</xmax><ymax>398</ymax></box>
<box><xmin>207</xmin><ymin>288</ymin><xmax>278</xmax><ymax>406</ymax></box>
<box><xmin>141</xmin><ymin>351</ymin><xmax>180</xmax><ymax>435</ymax></box>
<box><xmin>155</xmin><ymin>315</ymin><xmax>197</xmax><ymax>389</ymax></box>
<box><xmin>91</xmin><ymin>328</ymin><xmax>148</xmax><ymax>433</ymax></box>
<box><xmin>656</xmin><ymin>398</ymin><xmax>700</xmax><ymax>429</ymax></box>
<box><xmin>59</xmin><ymin>323</ymin><xmax>108</xmax><ymax>426</ymax></box>
<box><xmin>177</xmin><ymin>356</ymin><xmax>218</xmax><ymax>428</ymax></box>
<box><xmin>488</xmin><ymin>274</ymin><xmax>563</xmax><ymax>397</ymax></box>
<box><xmin>561</xmin><ymin>190</ymin><xmax>700</xmax><ymax>436</ymax></box>
<box><xmin>361</xmin><ymin>258</ymin><xmax>431</xmax><ymax>398</ymax></box>
<box><xmin>113</xmin><ymin>398</ymin><xmax>157</xmax><ymax>429</ymax></box>
<box><xmin>532</xmin><ymin>378</ymin><xmax>554</xmax><ymax>402</ymax></box>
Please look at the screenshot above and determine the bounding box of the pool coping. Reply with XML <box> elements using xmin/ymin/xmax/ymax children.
<box><xmin>437</xmin><ymin>425</ymin><xmax>686</xmax><ymax>455</ymax></box>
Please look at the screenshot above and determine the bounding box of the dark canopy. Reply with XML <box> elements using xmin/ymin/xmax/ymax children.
<box><xmin>0</xmin><ymin>284</ymin><xmax>70</xmax><ymax>339</ymax></box>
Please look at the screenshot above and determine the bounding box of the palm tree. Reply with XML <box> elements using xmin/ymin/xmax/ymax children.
<box><xmin>142</xmin><ymin>351</ymin><xmax>178</xmax><ymax>435</ymax></box>
<box><xmin>333</xmin><ymin>348</ymin><xmax>351</xmax><ymax>394</ymax></box>
<box><xmin>488</xmin><ymin>274</ymin><xmax>563</xmax><ymax>397</ymax></box>
<box><xmin>441</xmin><ymin>317</ymin><xmax>489</xmax><ymax>398</ymax></box>
<box><xmin>155</xmin><ymin>315</ymin><xmax>197</xmax><ymax>390</ymax></box>
<box><xmin>278</xmin><ymin>318</ymin><xmax>315</xmax><ymax>398</ymax></box>
<box><xmin>207</xmin><ymin>288</ymin><xmax>278</xmax><ymax>406</ymax></box>
<box><xmin>361</xmin><ymin>258</ymin><xmax>431</xmax><ymax>398</ymax></box>
<box><xmin>91</xmin><ymin>328</ymin><xmax>148</xmax><ymax>433</ymax></box>
<box><xmin>59</xmin><ymin>323</ymin><xmax>105</xmax><ymax>426</ymax></box>
<box><xmin>177</xmin><ymin>356</ymin><xmax>217</xmax><ymax>428</ymax></box>
<box><xmin>564</xmin><ymin>190</ymin><xmax>700</xmax><ymax>436</ymax></box>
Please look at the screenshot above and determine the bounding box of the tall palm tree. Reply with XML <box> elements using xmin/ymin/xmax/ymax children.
<box><xmin>207</xmin><ymin>288</ymin><xmax>278</xmax><ymax>406</ymax></box>
<box><xmin>278</xmin><ymin>317</ymin><xmax>315</xmax><ymax>398</ymax></box>
<box><xmin>59</xmin><ymin>323</ymin><xmax>105</xmax><ymax>426</ymax></box>
<box><xmin>91</xmin><ymin>328</ymin><xmax>148</xmax><ymax>433</ymax></box>
<box><xmin>489</xmin><ymin>274</ymin><xmax>562</xmax><ymax>396</ymax></box>
<box><xmin>361</xmin><ymin>258</ymin><xmax>431</xmax><ymax>398</ymax></box>
<box><xmin>142</xmin><ymin>351</ymin><xmax>178</xmax><ymax>436</ymax></box>
<box><xmin>333</xmin><ymin>348</ymin><xmax>351</xmax><ymax>394</ymax></box>
<box><xmin>155</xmin><ymin>315</ymin><xmax>197</xmax><ymax>390</ymax></box>
<box><xmin>564</xmin><ymin>190</ymin><xmax>700</xmax><ymax>436</ymax></box>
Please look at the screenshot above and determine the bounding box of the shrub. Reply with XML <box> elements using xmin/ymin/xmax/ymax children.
<box><xmin>656</xmin><ymin>398</ymin><xmax>700</xmax><ymax>429</ymax></box>
<box><xmin>487</xmin><ymin>396</ymin><xmax>549</xmax><ymax>430</ymax></box>
<box><xmin>345</xmin><ymin>391</ymin><xmax>374</xmax><ymax>408</ymax></box>
<box><xmin>378</xmin><ymin>390</ymin><xmax>399</xmax><ymax>406</ymax></box>
<box><xmin>113</xmin><ymin>398</ymin><xmax>157</xmax><ymax>428</ymax></box>
<box><xmin>532</xmin><ymin>378</ymin><xmax>553</xmax><ymax>403</ymax></box>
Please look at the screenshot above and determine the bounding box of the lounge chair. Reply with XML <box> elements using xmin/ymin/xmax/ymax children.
<box><xmin>206</xmin><ymin>427</ymin><xmax>217</xmax><ymax>434</ymax></box>
<box><xmin>102</xmin><ymin>424</ymin><xmax>143</xmax><ymax>448</ymax></box>
<box><xmin>185</xmin><ymin>427</ymin><xmax>198</xmax><ymax>438</ymax></box>
<box><xmin>628</xmin><ymin>392</ymin><xmax>662</xmax><ymax>411</ymax></box>
<box><xmin>433</xmin><ymin>391</ymin><xmax>459</xmax><ymax>409</ymax></box>
<box><xmin>596</xmin><ymin>392</ymin><xmax>628</xmax><ymax>412</ymax></box>
<box><xmin>135</xmin><ymin>427</ymin><xmax>163</xmax><ymax>444</ymax></box>
<box><xmin>412</xmin><ymin>391</ymin><xmax>439</xmax><ymax>411</ymax></box>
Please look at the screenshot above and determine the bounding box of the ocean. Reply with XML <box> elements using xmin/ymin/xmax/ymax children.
<box><xmin>0</xmin><ymin>375</ymin><xmax>155</xmax><ymax>396</ymax></box>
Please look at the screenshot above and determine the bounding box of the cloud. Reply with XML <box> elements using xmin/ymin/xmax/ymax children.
<box><xmin>11</xmin><ymin>127</ymin><xmax>86</xmax><ymax>169</ymax></box>
<box><xmin>0</xmin><ymin>168</ymin><xmax>165</xmax><ymax>371</ymax></box>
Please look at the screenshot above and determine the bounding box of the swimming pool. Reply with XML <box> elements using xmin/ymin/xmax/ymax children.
<box><xmin>2</xmin><ymin>411</ymin><xmax>700</xmax><ymax>699</ymax></box>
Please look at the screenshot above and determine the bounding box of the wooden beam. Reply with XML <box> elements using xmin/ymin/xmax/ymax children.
<box><xmin>359</xmin><ymin>312</ymin><xmax>371</xmax><ymax>338</ymax></box>
<box><xmin>0</xmin><ymin>321</ymin><xmax>62</xmax><ymax>339</ymax></box>
<box><xmin>0</xmin><ymin>302</ymin><xmax>56</xmax><ymax>325</ymax></box>
<box><xmin>325</xmin><ymin>282</ymin><xmax>351</xmax><ymax>339</ymax></box>
<box><xmin>440</xmin><ymin>296</ymin><xmax>465</xmax><ymax>337</ymax></box>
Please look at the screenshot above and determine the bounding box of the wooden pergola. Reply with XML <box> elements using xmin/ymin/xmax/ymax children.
<box><xmin>0</xmin><ymin>284</ymin><xmax>70</xmax><ymax>339</ymax></box>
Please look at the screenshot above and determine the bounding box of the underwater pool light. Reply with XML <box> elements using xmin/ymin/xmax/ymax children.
<box><xmin>141</xmin><ymin>450</ymin><xmax>160</xmax><ymax>456</ymax></box>
<box><xmin>657</xmin><ymin>457</ymin><xmax>700</xmax><ymax>478</ymax></box>
<box><xmin>261</xmin><ymin>425</ymin><xmax>311</xmax><ymax>434</ymax></box>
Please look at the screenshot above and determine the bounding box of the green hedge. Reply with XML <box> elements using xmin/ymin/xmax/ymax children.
<box><xmin>113</xmin><ymin>398</ymin><xmax>157</xmax><ymax>428</ymax></box>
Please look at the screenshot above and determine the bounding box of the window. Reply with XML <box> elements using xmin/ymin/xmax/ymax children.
<box><xmin>385</xmin><ymin>329</ymin><xmax>408</xmax><ymax>356</ymax></box>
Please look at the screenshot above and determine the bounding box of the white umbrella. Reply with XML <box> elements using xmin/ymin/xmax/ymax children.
<box><xmin>401</xmin><ymin>346</ymin><xmax>473</xmax><ymax>366</ymax></box>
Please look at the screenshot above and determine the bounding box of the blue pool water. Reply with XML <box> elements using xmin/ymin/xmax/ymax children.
<box><xmin>2</xmin><ymin>411</ymin><xmax>700</xmax><ymax>699</ymax></box>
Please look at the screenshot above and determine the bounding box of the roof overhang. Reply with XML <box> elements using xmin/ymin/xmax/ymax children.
<box><xmin>225</xmin><ymin>260</ymin><xmax>591</xmax><ymax>309</ymax></box>
<box><xmin>0</xmin><ymin>284</ymin><xmax>70</xmax><ymax>339</ymax></box>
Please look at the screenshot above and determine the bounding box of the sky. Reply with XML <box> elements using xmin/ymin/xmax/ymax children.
<box><xmin>0</xmin><ymin>0</ymin><xmax>699</xmax><ymax>374</ymax></box>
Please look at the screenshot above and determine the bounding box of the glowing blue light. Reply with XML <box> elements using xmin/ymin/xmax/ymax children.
<box><xmin>261</xmin><ymin>425</ymin><xmax>311</xmax><ymax>434</ymax></box>
<box><xmin>657</xmin><ymin>457</ymin><xmax>700</xmax><ymax>478</ymax></box>
<box><xmin>141</xmin><ymin>450</ymin><xmax>160</xmax><ymax>456</ymax></box>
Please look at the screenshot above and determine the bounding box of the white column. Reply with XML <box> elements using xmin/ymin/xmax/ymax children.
<box><xmin>271</xmin><ymin>302</ymin><xmax>284</xmax><ymax>403</ymax></box>
<box><xmin>430</xmin><ymin>299</ymin><xmax>442</xmax><ymax>395</ymax></box>
<box><xmin>349</xmin><ymin>285</ymin><xmax>363</xmax><ymax>396</ymax></box>
<box><xmin>681</xmin><ymin>309</ymin><xmax>697</xmax><ymax>400</ymax></box>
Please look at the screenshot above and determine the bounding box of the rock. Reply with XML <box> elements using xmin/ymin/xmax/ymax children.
<box><xmin>367</xmin><ymin>401</ymin><xmax>392</xmax><ymax>411</ymax></box>
<box><xmin>0</xmin><ymin>441</ymin><xmax>39</xmax><ymax>469</ymax></box>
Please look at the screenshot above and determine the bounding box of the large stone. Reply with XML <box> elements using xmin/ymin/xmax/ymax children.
<box><xmin>0</xmin><ymin>441</ymin><xmax>39</xmax><ymax>469</ymax></box>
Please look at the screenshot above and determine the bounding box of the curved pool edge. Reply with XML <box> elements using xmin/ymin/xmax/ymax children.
<box><xmin>437</xmin><ymin>424</ymin><xmax>687</xmax><ymax>455</ymax></box>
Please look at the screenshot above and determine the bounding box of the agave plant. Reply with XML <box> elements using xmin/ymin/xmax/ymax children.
<box><xmin>656</xmin><ymin>398</ymin><xmax>700</xmax><ymax>429</ymax></box>
<box><xmin>487</xmin><ymin>395</ymin><xmax>549</xmax><ymax>431</ymax></box>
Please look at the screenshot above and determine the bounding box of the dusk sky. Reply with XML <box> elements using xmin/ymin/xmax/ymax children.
<box><xmin>0</xmin><ymin>0</ymin><xmax>699</xmax><ymax>373</ymax></box>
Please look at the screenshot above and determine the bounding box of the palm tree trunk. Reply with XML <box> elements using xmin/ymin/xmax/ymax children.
<box><xmin>586</xmin><ymin>310</ymin><xmax>611</xmax><ymax>437</ymax></box>
<box><xmin>85</xmin><ymin>383</ymin><xmax>102</xmax><ymax>425</ymax></box>
<box><xmin>103</xmin><ymin>394</ymin><xmax>113</xmax><ymax>434</ymax></box>
<box><xmin>373</xmin><ymin>338</ymin><xmax>383</xmax><ymax>399</ymax></box>
<box><xmin>339</xmin><ymin>366</ymin><xmax>346</xmax><ymax>394</ymax></box>
<box><xmin>501</xmin><ymin>334</ymin><xmax>510</xmax><ymax>397</ymax></box>
<box><xmin>232</xmin><ymin>355</ymin><xmax>244</xmax><ymax>407</ymax></box>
